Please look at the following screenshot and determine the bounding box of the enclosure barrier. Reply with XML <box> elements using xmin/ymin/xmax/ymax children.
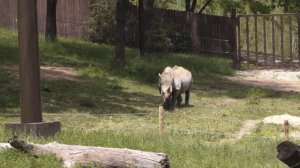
<box><xmin>238</xmin><ymin>13</ymin><xmax>300</xmax><ymax>68</ymax></box>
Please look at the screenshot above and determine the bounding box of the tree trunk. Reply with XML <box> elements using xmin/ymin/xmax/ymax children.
<box><xmin>114</xmin><ymin>0</ymin><xmax>129</xmax><ymax>66</ymax></box>
<box><xmin>185</xmin><ymin>0</ymin><xmax>191</xmax><ymax>11</ymax></box>
<box><xmin>45</xmin><ymin>0</ymin><xmax>57</xmax><ymax>43</ymax></box>
<box><xmin>143</xmin><ymin>0</ymin><xmax>154</xmax><ymax>54</ymax></box>
<box><xmin>139</xmin><ymin>0</ymin><xmax>145</xmax><ymax>55</ymax></box>
<box><xmin>190</xmin><ymin>14</ymin><xmax>200</xmax><ymax>53</ymax></box>
<box><xmin>2</xmin><ymin>136</ymin><xmax>170</xmax><ymax>168</ymax></box>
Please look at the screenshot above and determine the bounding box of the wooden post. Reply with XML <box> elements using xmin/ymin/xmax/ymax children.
<box><xmin>138</xmin><ymin>0</ymin><xmax>145</xmax><ymax>56</ymax></box>
<box><xmin>230</xmin><ymin>9</ymin><xmax>239</xmax><ymax>69</ymax></box>
<box><xmin>284</xmin><ymin>120</ymin><xmax>289</xmax><ymax>141</ymax></box>
<box><xmin>272</xmin><ymin>16</ymin><xmax>276</xmax><ymax>66</ymax></box>
<box><xmin>289</xmin><ymin>16</ymin><xmax>293</xmax><ymax>62</ymax></box>
<box><xmin>17</xmin><ymin>0</ymin><xmax>42</xmax><ymax>123</ymax></box>
<box><xmin>280</xmin><ymin>15</ymin><xmax>284</xmax><ymax>63</ymax></box>
<box><xmin>159</xmin><ymin>106</ymin><xmax>164</xmax><ymax>135</ymax></box>
<box><xmin>298</xmin><ymin>15</ymin><xmax>300</xmax><ymax>66</ymax></box>
<box><xmin>246</xmin><ymin>16</ymin><xmax>249</xmax><ymax>68</ymax></box>
<box><xmin>263</xmin><ymin>16</ymin><xmax>267</xmax><ymax>66</ymax></box>
<box><xmin>254</xmin><ymin>15</ymin><xmax>258</xmax><ymax>67</ymax></box>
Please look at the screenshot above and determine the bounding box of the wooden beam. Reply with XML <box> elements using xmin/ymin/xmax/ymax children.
<box><xmin>3</xmin><ymin>136</ymin><xmax>170</xmax><ymax>168</ymax></box>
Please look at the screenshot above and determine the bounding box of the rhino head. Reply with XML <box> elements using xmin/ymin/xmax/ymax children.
<box><xmin>158</xmin><ymin>72</ymin><xmax>173</xmax><ymax>102</ymax></box>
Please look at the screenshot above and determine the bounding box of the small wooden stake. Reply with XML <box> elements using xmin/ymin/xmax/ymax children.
<box><xmin>284</xmin><ymin>120</ymin><xmax>289</xmax><ymax>141</ymax></box>
<box><xmin>159</xmin><ymin>106</ymin><xmax>164</xmax><ymax>135</ymax></box>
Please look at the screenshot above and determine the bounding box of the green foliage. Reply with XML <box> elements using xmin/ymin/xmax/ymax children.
<box><xmin>88</xmin><ymin>0</ymin><xmax>116</xmax><ymax>44</ymax></box>
<box><xmin>145</xmin><ymin>22</ymin><xmax>174</xmax><ymax>54</ymax></box>
<box><xmin>247</xmin><ymin>87</ymin><xmax>267</xmax><ymax>105</ymax></box>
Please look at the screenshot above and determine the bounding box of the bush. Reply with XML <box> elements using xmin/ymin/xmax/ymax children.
<box><xmin>88</xmin><ymin>0</ymin><xmax>116</xmax><ymax>44</ymax></box>
<box><xmin>145</xmin><ymin>21</ymin><xmax>174</xmax><ymax>54</ymax></box>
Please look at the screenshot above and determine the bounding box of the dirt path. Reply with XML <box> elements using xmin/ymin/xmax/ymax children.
<box><xmin>1</xmin><ymin>65</ymin><xmax>86</xmax><ymax>82</ymax></box>
<box><xmin>226</xmin><ymin>69</ymin><xmax>300</xmax><ymax>92</ymax></box>
<box><xmin>217</xmin><ymin>120</ymin><xmax>261</xmax><ymax>144</ymax></box>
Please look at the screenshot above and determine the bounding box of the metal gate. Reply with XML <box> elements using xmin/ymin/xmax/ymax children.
<box><xmin>237</xmin><ymin>13</ymin><xmax>300</xmax><ymax>68</ymax></box>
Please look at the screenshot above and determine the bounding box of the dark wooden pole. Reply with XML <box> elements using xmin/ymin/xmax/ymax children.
<box><xmin>254</xmin><ymin>15</ymin><xmax>258</xmax><ymax>66</ymax></box>
<box><xmin>272</xmin><ymin>16</ymin><xmax>276</xmax><ymax>66</ymax></box>
<box><xmin>114</xmin><ymin>0</ymin><xmax>129</xmax><ymax>66</ymax></box>
<box><xmin>17</xmin><ymin>0</ymin><xmax>42</xmax><ymax>123</ymax></box>
<box><xmin>298</xmin><ymin>15</ymin><xmax>300</xmax><ymax>66</ymax></box>
<box><xmin>230</xmin><ymin>9</ymin><xmax>239</xmax><ymax>69</ymax></box>
<box><xmin>45</xmin><ymin>0</ymin><xmax>58</xmax><ymax>43</ymax></box>
<box><xmin>280</xmin><ymin>15</ymin><xmax>284</xmax><ymax>63</ymax></box>
<box><xmin>138</xmin><ymin>0</ymin><xmax>145</xmax><ymax>56</ymax></box>
<box><xmin>263</xmin><ymin>16</ymin><xmax>267</xmax><ymax>66</ymax></box>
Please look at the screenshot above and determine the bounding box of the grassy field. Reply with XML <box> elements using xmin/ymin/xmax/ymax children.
<box><xmin>0</xmin><ymin>28</ymin><xmax>299</xmax><ymax>168</ymax></box>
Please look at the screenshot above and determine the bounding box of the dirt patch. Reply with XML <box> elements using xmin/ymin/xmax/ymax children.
<box><xmin>218</xmin><ymin>120</ymin><xmax>261</xmax><ymax>144</ymax></box>
<box><xmin>233</xmin><ymin>120</ymin><xmax>261</xmax><ymax>139</ymax></box>
<box><xmin>1</xmin><ymin>65</ymin><xmax>87</xmax><ymax>82</ymax></box>
<box><xmin>226</xmin><ymin>69</ymin><xmax>300</xmax><ymax>92</ymax></box>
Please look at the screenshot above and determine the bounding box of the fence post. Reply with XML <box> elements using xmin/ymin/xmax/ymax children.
<box><xmin>284</xmin><ymin>120</ymin><xmax>289</xmax><ymax>141</ymax></box>
<box><xmin>230</xmin><ymin>9</ymin><xmax>239</xmax><ymax>69</ymax></box>
<box><xmin>159</xmin><ymin>106</ymin><xmax>164</xmax><ymax>135</ymax></box>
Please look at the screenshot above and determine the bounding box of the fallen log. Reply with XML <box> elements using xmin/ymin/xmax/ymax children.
<box><xmin>3</xmin><ymin>136</ymin><xmax>170</xmax><ymax>168</ymax></box>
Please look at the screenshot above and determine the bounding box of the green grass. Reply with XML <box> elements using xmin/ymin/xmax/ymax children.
<box><xmin>0</xmin><ymin>27</ymin><xmax>299</xmax><ymax>167</ymax></box>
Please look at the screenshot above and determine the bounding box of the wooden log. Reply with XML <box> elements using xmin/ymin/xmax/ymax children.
<box><xmin>4</xmin><ymin>136</ymin><xmax>170</xmax><ymax>168</ymax></box>
<box><xmin>277</xmin><ymin>141</ymin><xmax>300</xmax><ymax>168</ymax></box>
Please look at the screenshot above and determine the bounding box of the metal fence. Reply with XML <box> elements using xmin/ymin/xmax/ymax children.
<box><xmin>238</xmin><ymin>13</ymin><xmax>300</xmax><ymax>68</ymax></box>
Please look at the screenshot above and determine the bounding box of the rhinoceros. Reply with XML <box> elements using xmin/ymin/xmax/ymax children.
<box><xmin>158</xmin><ymin>65</ymin><xmax>193</xmax><ymax>109</ymax></box>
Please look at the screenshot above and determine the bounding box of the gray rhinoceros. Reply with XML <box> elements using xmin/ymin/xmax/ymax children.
<box><xmin>158</xmin><ymin>65</ymin><xmax>193</xmax><ymax>109</ymax></box>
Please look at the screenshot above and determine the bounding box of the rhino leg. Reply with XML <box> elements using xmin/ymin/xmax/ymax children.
<box><xmin>171</xmin><ymin>90</ymin><xmax>180</xmax><ymax>109</ymax></box>
<box><xmin>177</xmin><ymin>94</ymin><xmax>182</xmax><ymax>107</ymax></box>
<box><xmin>185</xmin><ymin>90</ymin><xmax>190</xmax><ymax>106</ymax></box>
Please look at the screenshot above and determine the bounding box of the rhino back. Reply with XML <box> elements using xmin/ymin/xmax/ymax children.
<box><xmin>172</xmin><ymin>67</ymin><xmax>192</xmax><ymax>92</ymax></box>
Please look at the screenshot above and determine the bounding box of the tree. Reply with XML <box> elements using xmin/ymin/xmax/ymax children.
<box><xmin>45</xmin><ymin>0</ymin><xmax>58</xmax><ymax>43</ymax></box>
<box><xmin>138</xmin><ymin>0</ymin><xmax>155</xmax><ymax>55</ymax></box>
<box><xmin>139</xmin><ymin>0</ymin><xmax>145</xmax><ymax>55</ymax></box>
<box><xmin>114</xmin><ymin>0</ymin><xmax>129</xmax><ymax>66</ymax></box>
<box><xmin>272</xmin><ymin>0</ymin><xmax>300</xmax><ymax>13</ymax></box>
<box><xmin>184</xmin><ymin>0</ymin><xmax>214</xmax><ymax>52</ymax></box>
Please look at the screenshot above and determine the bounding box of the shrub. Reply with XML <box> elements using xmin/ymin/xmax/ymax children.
<box><xmin>145</xmin><ymin>20</ymin><xmax>174</xmax><ymax>54</ymax></box>
<box><xmin>88</xmin><ymin>0</ymin><xmax>116</xmax><ymax>44</ymax></box>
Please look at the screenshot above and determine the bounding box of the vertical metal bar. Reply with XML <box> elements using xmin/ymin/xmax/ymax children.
<box><xmin>238</xmin><ymin>16</ymin><xmax>241</xmax><ymax>65</ymax></box>
<box><xmin>298</xmin><ymin>15</ymin><xmax>300</xmax><ymax>66</ymax></box>
<box><xmin>289</xmin><ymin>16</ymin><xmax>293</xmax><ymax>62</ymax></box>
<box><xmin>246</xmin><ymin>16</ymin><xmax>249</xmax><ymax>67</ymax></box>
<box><xmin>17</xmin><ymin>0</ymin><xmax>42</xmax><ymax>123</ymax></box>
<box><xmin>254</xmin><ymin>15</ymin><xmax>258</xmax><ymax>66</ymax></box>
<box><xmin>272</xmin><ymin>16</ymin><xmax>276</xmax><ymax>66</ymax></box>
<box><xmin>280</xmin><ymin>15</ymin><xmax>284</xmax><ymax>63</ymax></box>
<box><xmin>263</xmin><ymin>16</ymin><xmax>267</xmax><ymax>66</ymax></box>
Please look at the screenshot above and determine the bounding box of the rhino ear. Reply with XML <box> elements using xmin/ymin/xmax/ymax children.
<box><xmin>158</xmin><ymin>73</ymin><xmax>161</xmax><ymax>78</ymax></box>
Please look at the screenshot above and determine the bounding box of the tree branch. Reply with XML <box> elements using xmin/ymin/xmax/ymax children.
<box><xmin>198</xmin><ymin>0</ymin><xmax>213</xmax><ymax>14</ymax></box>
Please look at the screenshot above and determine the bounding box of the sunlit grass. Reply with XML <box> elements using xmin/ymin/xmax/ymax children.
<box><xmin>0</xmin><ymin>28</ymin><xmax>298</xmax><ymax>167</ymax></box>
